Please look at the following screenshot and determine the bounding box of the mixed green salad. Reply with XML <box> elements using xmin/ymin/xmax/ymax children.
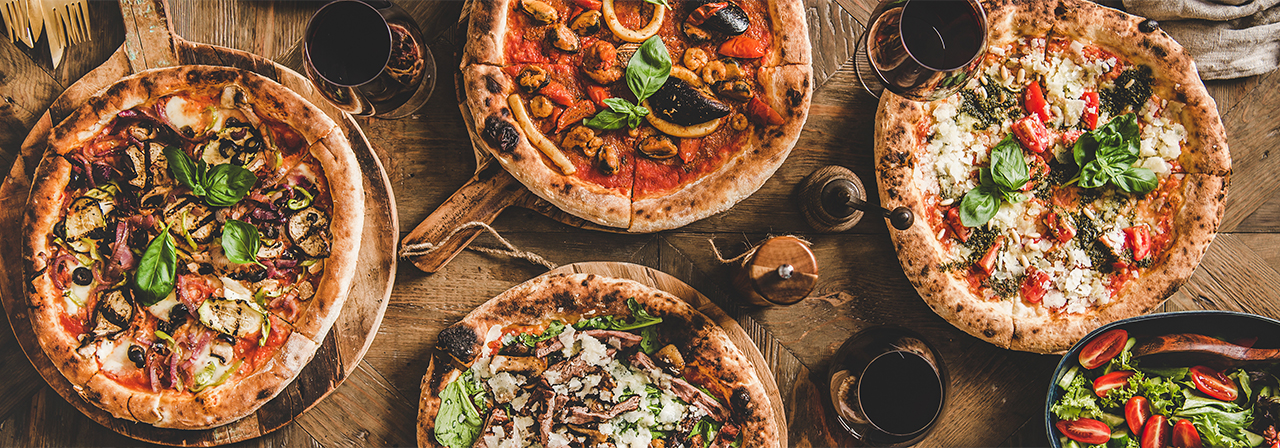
<box><xmin>1051</xmin><ymin>329</ymin><xmax>1280</xmax><ymax>448</ymax></box>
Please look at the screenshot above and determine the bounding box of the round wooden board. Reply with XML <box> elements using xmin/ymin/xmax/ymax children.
<box><xmin>416</xmin><ymin>262</ymin><xmax>786</xmax><ymax>446</ymax></box>
<box><xmin>0</xmin><ymin>39</ymin><xmax>397</xmax><ymax>446</ymax></box>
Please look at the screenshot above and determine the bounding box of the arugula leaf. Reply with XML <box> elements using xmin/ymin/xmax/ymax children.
<box><xmin>1174</xmin><ymin>389</ymin><xmax>1256</xmax><ymax>448</ymax></box>
<box><xmin>204</xmin><ymin>163</ymin><xmax>258</xmax><ymax>206</ymax></box>
<box><xmin>222</xmin><ymin>219</ymin><xmax>264</xmax><ymax>266</ymax></box>
<box><xmin>434</xmin><ymin>370</ymin><xmax>487</xmax><ymax>448</ymax></box>
<box><xmin>518</xmin><ymin>320</ymin><xmax>566</xmax><ymax>347</ymax></box>
<box><xmin>642</xmin><ymin>0</ymin><xmax>670</xmax><ymax>9</ymax></box>
<box><xmin>1052</xmin><ymin>373</ymin><xmax>1102</xmax><ymax>420</ymax></box>
<box><xmin>690</xmin><ymin>418</ymin><xmax>722</xmax><ymax>448</ymax></box>
<box><xmin>627</xmin><ymin>36</ymin><xmax>671</xmax><ymax>104</ymax></box>
<box><xmin>574</xmin><ymin>298</ymin><xmax>663</xmax><ymax>331</ymax></box>
<box><xmin>134</xmin><ymin>224</ymin><xmax>177</xmax><ymax>306</ymax></box>
<box><xmin>640</xmin><ymin>326</ymin><xmax>660</xmax><ymax>354</ymax></box>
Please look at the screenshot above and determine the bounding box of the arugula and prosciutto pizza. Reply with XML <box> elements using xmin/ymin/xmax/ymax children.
<box><xmin>23</xmin><ymin>66</ymin><xmax>364</xmax><ymax>428</ymax></box>
<box><xmin>874</xmin><ymin>0</ymin><xmax>1229</xmax><ymax>353</ymax></box>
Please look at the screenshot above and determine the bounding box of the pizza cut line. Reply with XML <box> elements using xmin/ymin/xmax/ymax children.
<box><xmin>23</xmin><ymin>66</ymin><xmax>365</xmax><ymax>429</ymax></box>
<box><xmin>462</xmin><ymin>0</ymin><xmax>812</xmax><ymax>232</ymax></box>
<box><xmin>875</xmin><ymin>0</ymin><xmax>1229</xmax><ymax>353</ymax></box>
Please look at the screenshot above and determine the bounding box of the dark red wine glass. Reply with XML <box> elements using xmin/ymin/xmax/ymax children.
<box><xmin>827</xmin><ymin>326</ymin><xmax>948</xmax><ymax>446</ymax></box>
<box><xmin>304</xmin><ymin>0</ymin><xmax>436</xmax><ymax>119</ymax></box>
<box><xmin>855</xmin><ymin>0</ymin><xmax>988</xmax><ymax>102</ymax></box>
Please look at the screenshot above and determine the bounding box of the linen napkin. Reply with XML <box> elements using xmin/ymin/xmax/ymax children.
<box><xmin>1123</xmin><ymin>0</ymin><xmax>1280</xmax><ymax>79</ymax></box>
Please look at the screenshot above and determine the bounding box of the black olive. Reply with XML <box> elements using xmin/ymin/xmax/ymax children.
<box><xmin>53</xmin><ymin>221</ymin><xmax>67</xmax><ymax>240</ymax></box>
<box><xmin>197</xmin><ymin>263</ymin><xmax>215</xmax><ymax>275</ymax></box>
<box><xmin>87</xmin><ymin>225</ymin><xmax>112</xmax><ymax>240</ymax></box>
<box><xmin>128</xmin><ymin>345</ymin><xmax>145</xmax><ymax>368</ymax></box>
<box><xmin>1139</xmin><ymin>19</ymin><xmax>1159</xmax><ymax>33</ymax></box>
<box><xmin>72</xmin><ymin>267</ymin><xmax>93</xmax><ymax>286</ymax></box>
<box><xmin>156</xmin><ymin>319</ymin><xmax>173</xmax><ymax>335</ymax></box>
<box><xmin>244</xmin><ymin>266</ymin><xmax>268</xmax><ymax>282</ymax></box>
<box><xmin>217</xmin><ymin>334</ymin><xmax>236</xmax><ymax>345</ymax></box>
<box><xmin>171</xmin><ymin>303</ymin><xmax>189</xmax><ymax>321</ymax></box>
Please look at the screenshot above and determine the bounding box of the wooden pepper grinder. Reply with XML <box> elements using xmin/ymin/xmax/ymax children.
<box><xmin>731</xmin><ymin>236</ymin><xmax>818</xmax><ymax>306</ymax></box>
<box><xmin>799</xmin><ymin>165</ymin><xmax>914</xmax><ymax>232</ymax></box>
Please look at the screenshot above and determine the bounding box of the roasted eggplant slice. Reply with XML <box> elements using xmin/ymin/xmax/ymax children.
<box><xmin>147</xmin><ymin>142</ymin><xmax>173</xmax><ymax>187</ymax></box>
<box><xmin>124</xmin><ymin>144</ymin><xmax>149</xmax><ymax>189</ymax></box>
<box><xmin>197</xmin><ymin>297</ymin><xmax>264</xmax><ymax>338</ymax></box>
<box><xmin>90</xmin><ymin>288</ymin><xmax>135</xmax><ymax>338</ymax></box>
<box><xmin>687</xmin><ymin>2</ymin><xmax>750</xmax><ymax>36</ymax></box>
<box><xmin>288</xmin><ymin>207</ymin><xmax>332</xmax><ymax>259</ymax></box>
<box><xmin>64</xmin><ymin>197</ymin><xmax>109</xmax><ymax>246</ymax></box>
<box><xmin>648</xmin><ymin>77</ymin><xmax>732</xmax><ymax>126</ymax></box>
<box><xmin>163</xmin><ymin>195</ymin><xmax>220</xmax><ymax>244</ymax></box>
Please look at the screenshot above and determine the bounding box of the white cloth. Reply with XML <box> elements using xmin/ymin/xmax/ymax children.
<box><xmin>1123</xmin><ymin>0</ymin><xmax>1280</xmax><ymax>79</ymax></box>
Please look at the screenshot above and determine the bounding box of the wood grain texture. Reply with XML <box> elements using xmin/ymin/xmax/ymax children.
<box><xmin>1216</xmin><ymin>68</ymin><xmax>1280</xmax><ymax>232</ymax></box>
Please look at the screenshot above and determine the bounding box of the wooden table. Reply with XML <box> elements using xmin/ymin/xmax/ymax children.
<box><xmin>2</xmin><ymin>1</ymin><xmax>1277</xmax><ymax>446</ymax></box>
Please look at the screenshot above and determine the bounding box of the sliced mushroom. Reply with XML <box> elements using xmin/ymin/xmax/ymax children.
<box><xmin>128</xmin><ymin>121</ymin><xmax>158</xmax><ymax>141</ymax></box>
<box><xmin>163</xmin><ymin>196</ymin><xmax>220</xmax><ymax>244</ymax></box>
<box><xmin>654</xmin><ymin>344</ymin><xmax>686</xmax><ymax>373</ymax></box>
<box><xmin>256</xmin><ymin>238</ymin><xmax>287</xmax><ymax>259</ymax></box>
<box><xmin>138</xmin><ymin>189</ymin><xmax>168</xmax><ymax>211</ymax></box>
<box><xmin>209</xmin><ymin>339</ymin><xmax>235</xmax><ymax>364</ymax></box>
<box><xmin>490</xmin><ymin>355</ymin><xmax>547</xmax><ymax>376</ymax></box>
<box><xmin>598</xmin><ymin>142</ymin><xmax>622</xmax><ymax>175</ymax></box>
<box><xmin>569</xmin><ymin>10</ymin><xmax>602</xmax><ymax>35</ymax></box>
<box><xmin>288</xmin><ymin>206</ymin><xmax>332</xmax><ymax>259</ymax></box>
<box><xmin>90</xmin><ymin>288</ymin><xmax>134</xmax><ymax>339</ymax></box>
<box><xmin>638</xmin><ymin>134</ymin><xmax>679</xmax><ymax>159</ymax></box>
<box><xmin>547</xmin><ymin>24</ymin><xmax>580</xmax><ymax>53</ymax></box>
<box><xmin>197</xmin><ymin>297</ymin><xmax>264</xmax><ymax>338</ymax></box>
<box><xmin>647</xmin><ymin>78</ymin><xmax>733</xmax><ymax>126</ymax></box>
<box><xmin>687</xmin><ymin>1</ymin><xmax>750</xmax><ymax>36</ymax></box>
<box><xmin>529</xmin><ymin>96</ymin><xmax>555</xmax><ymax>119</ymax></box>
<box><xmin>515</xmin><ymin>66</ymin><xmax>551</xmax><ymax>94</ymax></box>
<box><xmin>714</xmin><ymin>80</ymin><xmax>754</xmax><ymax>102</ymax></box>
<box><xmin>519</xmin><ymin>0</ymin><xmax>558</xmax><ymax>24</ymax></box>
<box><xmin>683</xmin><ymin>48</ymin><xmax>709</xmax><ymax>72</ymax></box>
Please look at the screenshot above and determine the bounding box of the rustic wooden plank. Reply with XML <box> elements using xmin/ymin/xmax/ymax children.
<box><xmin>1233</xmin><ymin>233</ymin><xmax>1280</xmax><ymax>270</ymax></box>
<box><xmin>119</xmin><ymin>0</ymin><xmax>179</xmax><ymax>71</ymax></box>
<box><xmin>0</xmin><ymin>39</ymin><xmax>61</xmax><ymax>168</ymax></box>
<box><xmin>1204</xmin><ymin>75</ymin><xmax>1262</xmax><ymax>118</ymax></box>
<box><xmin>0</xmin><ymin>311</ymin><xmax>42</xmax><ymax>422</ymax></box>
<box><xmin>1216</xmin><ymin>69</ymin><xmax>1280</xmax><ymax>231</ymax></box>
<box><xmin>168</xmin><ymin>1</ymin><xmax>311</xmax><ymax>62</ymax></box>
<box><xmin>1232</xmin><ymin>195</ymin><xmax>1280</xmax><ymax>233</ymax></box>
<box><xmin>804</xmin><ymin>0</ymin><xmax>861</xmax><ymax>88</ymax></box>
<box><xmin>1168</xmin><ymin>234</ymin><xmax>1280</xmax><ymax>315</ymax></box>
<box><xmin>294</xmin><ymin>361</ymin><xmax>417</xmax><ymax>448</ymax></box>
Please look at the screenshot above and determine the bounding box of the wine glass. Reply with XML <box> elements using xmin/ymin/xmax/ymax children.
<box><xmin>854</xmin><ymin>0</ymin><xmax>988</xmax><ymax>101</ymax></box>
<box><xmin>827</xmin><ymin>326</ymin><xmax>948</xmax><ymax>446</ymax></box>
<box><xmin>303</xmin><ymin>0</ymin><xmax>437</xmax><ymax>119</ymax></box>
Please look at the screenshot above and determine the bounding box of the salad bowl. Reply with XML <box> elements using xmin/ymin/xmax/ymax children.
<box><xmin>1045</xmin><ymin>310</ymin><xmax>1280</xmax><ymax>448</ymax></box>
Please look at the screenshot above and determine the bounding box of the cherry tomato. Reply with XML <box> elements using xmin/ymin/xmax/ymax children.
<box><xmin>1189</xmin><ymin>365</ymin><xmax>1238</xmax><ymax>401</ymax></box>
<box><xmin>1044</xmin><ymin>211</ymin><xmax>1077</xmax><ymax>244</ymax></box>
<box><xmin>1056</xmin><ymin>418</ymin><xmax>1111</xmax><ymax>445</ymax></box>
<box><xmin>746</xmin><ymin>97</ymin><xmax>784</xmax><ymax>126</ymax></box>
<box><xmin>1012</xmin><ymin>114</ymin><xmax>1052</xmax><ymax>154</ymax></box>
<box><xmin>1126</xmin><ymin>395</ymin><xmax>1151</xmax><ymax>436</ymax></box>
<box><xmin>976</xmin><ymin>235</ymin><xmax>1005</xmax><ymax>275</ymax></box>
<box><xmin>1172</xmin><ymin>419</ymin><xmax>1202</xmax><ymax>448</ymax></box>
<box><xmin>1024</xmin><ymin>81</ymin><xmax>1051</xmax><ymax>123</ymax></box>
<box><xmin>1081</xmin><ymin>91</ymin><xmax>1100</xmax><ymax>130</ymax></box>
<box><xmin>1124</xmin><ymin>225</ymin><xmax>1152</xmax><ymax>261</ymax></box>
<box><xmin>1020</xmin><ymin>267</ymin><xmax>1051</xmax><ymax>304</ymax></box>
<box><xmin>1079</xmin><ymin>329</ymin><xmax>1128</xmax><ymax>369</ymax></box>
<box><xmin>1094</xmin><ymin>371</ymin><xmax>1135</xmax><ymax>398</ymax></box>
<box><xmin>719</xmin><ymin>35</ymin><xmax>768</xmax><ymax>59</ymax></box>
<box><xmin>1061</xmin><ymin>129</ymin><xmax>1084</xmax><ymax>147</ymax></box>
<box><xmin>1142</xmin><ymin>415</ymin><xmax>1170</xmax><ymax>448</ymax></box>
<box><xmin>569</xmin><ymin>0</ymin><xmax>601</xmax><ymax>9</ymax></box>
<box><xmin>556</xmin><ymin>100</ymin><xmax>597</xmax><ymax>133</ymax></box>
<box><xmin>945</xmin><ymin>207</ymin><xmax>971</xmax><ymax>242</ymax></box>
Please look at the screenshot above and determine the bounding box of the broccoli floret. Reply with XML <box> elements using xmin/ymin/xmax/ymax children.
<box><xmin>958</xmin><ymin>77</ymin><xmax>1021</xmax><ymax>129</ymax></box>
<box><xmin>1101</xmin><ymin>66</ymin><xmax>1153</xmax><ymax>116</ymax></box>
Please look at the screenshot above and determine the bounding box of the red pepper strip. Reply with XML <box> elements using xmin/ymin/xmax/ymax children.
<box><xmin>719</xmin><ymin>35</ymin><xmax>768</xmax><ymax>59</ymax></box>
<box><xmin>746</xmin><ymin>97</ymin><xmax>784</xmax><ymax>126</ymax></box>
<box><xmin>688</xmin><ymin>2</ymin><xmax>728</xmax><ymax>26</ymax></box>
<box><xmin>586</xmin><ymin>85</ymin><xmax>611</xmax><ymax>110</ymax></box>
<box><xmin>540</xmin><ymin>81</ymin><xmax>576</xmax><ymax>107</ymax></box>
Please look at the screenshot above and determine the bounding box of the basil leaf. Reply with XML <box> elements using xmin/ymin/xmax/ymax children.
<box><xmin>1001</xmin><ymin>190</ymin><xmax>1026</xmax><ymax>204</ymax></box>
<box><xmin>604</xmin><ymin>97</ymin><xmax>635</xmax><ymax>113</ymax></box>
<box><xmin>585</xmin><ymin>109</ymin><xmax>632</xmax><ymax>130</ymax></box>
<box><xmin>627</xmin><ymin>36</ymin><xmax>671</xmax><ymax>104</ymax></box>
<box><xmin>165</xmin><ymin>147</ymin><xmax>207</xmax><ymax>197</ymax></box>
<box><xmin>959</xmin><ymin>186</ymin><xmax>998</xmax><ymax>227</ymax></box>
<box><xmin>222</xmin><ymin>219</ymin><xmax>263</xmax><ymax>266</ymax></box>
<box><xmin>434</xmin><ymin>370</ymin><xmax>486</xmax><ymax>448</ymax></box>
<box><xmin>204</xmin><ymin>163</ymin><xmax>258</xmax><ymax>207</ymax></box>
<box><xmin>134</xmin><ymin>225</ymin><xmax>177</xmax><ymax>306</ymax></box>
<box><xmin>1114</xmin><ymin>166</ymin><xmax>1158</xmax><ymax>194</ymax></box>
<box><xmin>574</xmin><ymin>315</ymin><xmax>624</xmax><ymax>330</ymax></box>
<box><xmin>989</xmin><ymin>135</ymin><xmax>1029</xmax><ymax>192</ymax></box>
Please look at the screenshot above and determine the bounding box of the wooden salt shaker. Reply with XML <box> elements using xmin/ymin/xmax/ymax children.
<box><xmin>731</xmin><ymin>236</ymin><xmax>818</xmax><ymax>306</ymax></box>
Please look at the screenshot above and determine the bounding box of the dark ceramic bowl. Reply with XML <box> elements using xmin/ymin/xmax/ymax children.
<box><xmin>1044</xmin><ymin>310</ymin><xmax>1280</xmax><ymax>447</ymax></box>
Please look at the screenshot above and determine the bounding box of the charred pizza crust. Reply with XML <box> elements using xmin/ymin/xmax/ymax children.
<box><xmin>417</xmin><ymin>273</ymin><xmax>779</xmax><ymax>448</ymax></box>
<box><xmin>875</xmin><ymin>0</ymin><xmax>1228</xmax><ymax>353</ymax></box>
<box><xmin>23</xmin><ymin>65</ymin><xmax>365</xmax><ymax>429</ymax></box>
<box><xmin>462</xmin><ymin>0</ymin><xmax>812</xmax><ymax>232</ymax></box>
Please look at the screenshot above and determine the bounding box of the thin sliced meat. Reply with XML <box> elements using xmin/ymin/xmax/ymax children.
<box><xmin>669</xmin><ymin>377</ymin><xmax>730</xmax><ymax>422</ymax></box>
<box><xmin>710</xmin><ymin>423</ymin><xmax>741</xmax><ymax>448</ymax></box>
<box><xmin>581</xmin><ymin>329</ymin><xmax>643</xmax><ymax>347</ymax></box>
<box><xmin>628</xmin><ymin>350</ymin><xmax>659</xmax><ymax>371</ymax></box>
<box><xmin>473</xmin><ymin>407</ymin><xmax>511</xmax><ymax>448</ymax></box>
<box><xmin>535</xmin><ymin>338</ymin><xmax>564</xmax><ymax>357</ymax></box>
<box><xmin>562</xmin><ymin>395</ymin><xmax>642</xmax><ymax>424</ymax></box>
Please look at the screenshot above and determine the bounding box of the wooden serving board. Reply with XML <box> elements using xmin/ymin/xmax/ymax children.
<box><xmin>0</xmin><ymin>0</ymin><xmax>397</xmax><ymax>445</ymax></box>
<box><xmin>547</xmin><ymin>262</ymin><xmax>788</xmax><ymax>444</ymax></box>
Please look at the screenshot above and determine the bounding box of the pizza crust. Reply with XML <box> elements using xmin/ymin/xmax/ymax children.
<box><xmin>24</xmin><ymin>65</ymin><xmax>363</xmax><ymax>429</ymax></box>
<box><xmin>419</xmin><ymin>273</ymin><xmax>780</xmax><ymax>448</ymax></box>
<box><xmin>876</xmin><ymin>0</ymin><xmax>1230</xmax><ymax>354</ymax></box>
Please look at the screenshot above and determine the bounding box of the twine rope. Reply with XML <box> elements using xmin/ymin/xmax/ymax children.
<box><xmin>400</xmin><ymin>221</ymin><xmax>558</xmax><ymax>270</ymax></box>
<box><xmin>708</xmin><ymin>235</ymin><xmax>813</xmax><ymax>265</ymax></box>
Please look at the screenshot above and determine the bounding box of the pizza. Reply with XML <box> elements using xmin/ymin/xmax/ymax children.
<box><xmin>22</xmin><ymin>65</ymin><xmax>365</xmax><ymax>428</ymax></box>
<box><xmin>417</xmin><ymin>273</ymin><xmax>778</xmax><ymax>448</ymax></box>
<box><xmin>874</xmin><ymin>0</ymin><xmax>1229</xmax><ymax>353</ymax></box>
<box><xmin>461</xmin><ymin>0</ymin><xmax>812</xmax><ymax>232</ymax></box>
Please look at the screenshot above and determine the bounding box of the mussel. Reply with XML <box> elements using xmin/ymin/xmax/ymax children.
<box><xmin>687</xmin><ymin>1</ymin><xmax>750</xmax><ymax>36</ymax></box>
<box><xmin>647</xmin><ymin>78</ymin><xmax>732</xmax><ymax>126</ymax></box>
<box><xmin>638</xmin><ymin>134</ymin><xmax>679</xmax><ymax>159</ymax></box>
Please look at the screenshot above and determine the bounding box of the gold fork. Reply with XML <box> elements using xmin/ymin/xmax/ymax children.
<box><xmin>1</xmin><ymin>0</ymin><xmax>36</xmax><ymax>47</ymax></box>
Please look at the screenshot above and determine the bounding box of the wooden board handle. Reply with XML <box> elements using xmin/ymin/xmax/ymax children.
<box><xmin>119</xmin><ymin>0</ymin><xmax>179</xmax><ymax>72</ymax></box>
<box><xmin>401</xmin><ymin>159</ymin><xmax>531</xmax><ymax>273</ymax></box>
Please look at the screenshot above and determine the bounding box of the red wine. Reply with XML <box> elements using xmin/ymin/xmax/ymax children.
<box><xmin>857</xmin><ymin>351</ymin><xmax>944</xmax><ymax>435</ymax></box>
<box><xmin>864</xmin><ymin>0</ymin><xmax>986</xmax><ymax>101</ymax></box>
<box><xmin>305</xmin><ymin>1</ymin><xmax>391</xmax><ymax>87</ymax></box>
<box><xmin>900</xmin><ymin>0</ymin><xmax>985</xmax><ymax>70</ymax></box>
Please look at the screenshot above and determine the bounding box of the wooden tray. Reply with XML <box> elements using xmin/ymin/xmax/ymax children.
<box><xmin>419</xmin><ymin>262</ymin><xmax>787</xmax><ymax>445</ymax></box>
<box><xmin>0</xmin><ymin>1</ymin><xmax>397</xmax><ymax>445</ymax></box>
